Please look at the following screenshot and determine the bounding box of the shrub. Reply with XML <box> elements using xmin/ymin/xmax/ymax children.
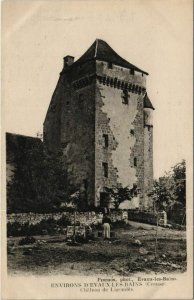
<box><xmin>111</xmin><ymin>220</ymin><xmax>130</xmax><ymax>229</ymax></box>
<box><xmin>56</xmin><ymin>215</ymin><xmax>71</xmax><ymax>227</ymax></box>
<box><xmin>7</xmin><ymin>216</ymin><xmax>72</xmax><ymax>237</ymax></box>
<box><xmin>7</xmin><ymin>222</ymin><xmax>31</xmax><ymax>237</ymax></box>
<box><xmin>18</xmin><ymin>236</ymin><xmax>36</xmax><ymax>245</ymax></box>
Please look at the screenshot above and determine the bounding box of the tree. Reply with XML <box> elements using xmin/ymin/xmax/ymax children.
<box><xmin>151</xmin><ymin>178</ymin><xmax>174</xmax><ymax>211</ymax></box>
<box><xmin>149</xmin><ymin>160</ymin><xmax>186</xmax><ymax>223</ymax></box>
<box><xmin>7</xmin><ymin>142</ymin><xmax>69</xmax><ymax>213</ymax></box>
<box><xmin>33</xmin><ymin>150</ymin><xmax>69</xmax><ymax>212</ymax></box>
<box><xmin>7</xmin><ymin>138</ymin><xmax>43</xmax><ymax>213</ymax></box>
<box><xmin>171</xmin><ymin>160</ymin><xmax>186</xmax><ymax>207</ymax></box>
<box><xmin>104</xmin><ymin>186</ymin><xmax>137</xmax><ymax>210</ymax></box>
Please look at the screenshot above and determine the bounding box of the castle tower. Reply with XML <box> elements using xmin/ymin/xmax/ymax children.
<box><xmin>43</xmin><ymin>39</ymin><xmax>154</xmax><ymax>210</ymax></box>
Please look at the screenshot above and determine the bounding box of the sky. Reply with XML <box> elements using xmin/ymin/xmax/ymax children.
<box><xmin>2</xmin><ymin>0</ymin><xmax>193</xmax><ymax>178</ymax></box>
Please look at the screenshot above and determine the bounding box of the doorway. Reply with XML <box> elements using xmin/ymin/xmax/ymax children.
<box><xmin>100</xmin><ymin>192</ymin><xmax>110</xmax><ymax>208</ymax></box>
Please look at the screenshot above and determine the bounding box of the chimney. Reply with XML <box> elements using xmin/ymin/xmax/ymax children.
<box><xmin>63</xmin><ymin>55</ymin><xmax>74</xmax><ymax>68</ymax></box>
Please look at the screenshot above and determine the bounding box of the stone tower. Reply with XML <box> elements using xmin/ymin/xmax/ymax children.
<box><xmin>43</xmin><ymin>39</ymin><xmax>154</xmax><ymax>210</ymax></box>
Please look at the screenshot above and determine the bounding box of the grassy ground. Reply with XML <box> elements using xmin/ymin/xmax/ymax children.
<box><xmin>7</xmin><ymin>223</ymin><xmax>186</xmax><ymax>276</ymax></box>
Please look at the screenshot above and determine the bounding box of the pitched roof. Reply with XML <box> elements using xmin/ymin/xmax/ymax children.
<box><xmin>6</xmin><ymin>132</ymin><xmax>43</xmax><ymax>167</ymax></box>
<box><xmin>6</xmin><ymin>132</ymin><xmax>42</xmax><ymax>144</ymax></box>
<box><xmin>6</xmin><ymin>132</ymin><xmax>42</xmax><ymax>158</ymax></box>
<box><xmin>144</xmin><ymin>93</ymin><xmax>155</xmax><ymax>110</ymax></box>
<box><xmin>65</xmin><ymin>39</ymin><xmax>148</xmax><ymax>75</ymax></box>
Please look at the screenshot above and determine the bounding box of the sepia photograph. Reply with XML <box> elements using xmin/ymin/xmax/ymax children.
<box><xmin>1</xmin><ymin>0</ymin><xmax>193</xmax><ymax>299</ymax></box>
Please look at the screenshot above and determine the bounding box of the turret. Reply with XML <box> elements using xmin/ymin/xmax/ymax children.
<box><xmin>144</xmin><ymin>93</ymin><xmax>154</xmax><ymax>126</ymax></box>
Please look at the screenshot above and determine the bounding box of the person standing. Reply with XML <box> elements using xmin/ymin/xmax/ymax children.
<box><xmin>102</xmin><ymin>214</ymin><xmax>111</xmax><ymax>239</ymax></box>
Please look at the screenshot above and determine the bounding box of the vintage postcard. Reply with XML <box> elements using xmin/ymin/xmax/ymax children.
<box><xmin>1</xmin><ymin>0</ymin><xmax>193</xmax><ymax>299</ymax></box>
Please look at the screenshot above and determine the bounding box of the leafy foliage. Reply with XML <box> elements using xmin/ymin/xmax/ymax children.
<box><xmin>69</xmin><ymin>190</ymin><xmax>88</xmax><ymax>211</ymax></box>
<box><xmin>7</xmin><ymin>215</ymin><xmax>71</xmax><ymax>237</ymax></box>
<box><xmin>150</xmin><ymin>160</ymin><xmax>186</xmax><ymax>217</ymax></box>
<box><xmin>104</xmin><ymin>186</ymin><xmax>137</xmax><ymax>209</ymax></box>
<box><xmin>7</xmin><ymin>142</ymin><xmax>69</xmax><ymax>213</ymax></box>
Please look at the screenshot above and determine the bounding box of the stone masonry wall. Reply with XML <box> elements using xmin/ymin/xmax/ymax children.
<box><xmin>95</xmin><ymin>61</ymin><xmax>146</xmax><ymax>207</ymax></box>
<box><xmin>44</xmin><ymin>61</ymin><xmax>96</xmax><ymax>206</ymax></box>
<box><xmin>7</xmin><ymin>211</ymin><xmax>128</xmax><ymax>226</ymax></box>
<box><xmin>43</xmin><ymin>79</ymin><xmax>64</xmax><ymax>153</ymax></box>
<box><xmin>95</xmin><ymin>84</ymin><xmax>119</xmax><ymax>206</ymax></box>
<box><xmin>60</xmin><ymin>82</ymin><xmax>96</xmax><ymax>206</ymax></box>
<box><xmin>44</xmin><ymin>59</ymin><xmax>153</xmax><ymax>209</ymax></box>
<box><xmin>131</xmin><ymin>93</ymin><xmax>145</xmax><ymax>208</ymax></box>
<box><xmin>143</xmin><ymin>126</ymin><xmax>153</xmax><ymax>209</ymax></box>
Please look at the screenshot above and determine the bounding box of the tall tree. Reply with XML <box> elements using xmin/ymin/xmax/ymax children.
<box><xmin>150</xmin><ymin>160</ymin><xmax>186</xmax><ymax>223</ymax></box>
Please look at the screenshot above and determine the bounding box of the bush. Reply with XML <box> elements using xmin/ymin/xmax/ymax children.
<box><xmin>169</xmin><ymin>223</ymin><xmax>186</xmax><ymax>231</ymax></box>
<box><xmin>91</xmin><ymin>223</ymin><xmax>102</xmax><ymax>230</ymax></box>
<box><xmin>7</xmin><ymin>216</ymin><xmax>72</xmax><ymax>237</ymax></box>
<box><xmin>75</xmin><ymin>235</ymin><xmax>88</xmax><ymax>243</ymax></box>
<box><xmin>7</xmin><ymin>222</ymin><xmax>31</xmax><ymax>237</ymax></box>
<box><xmin>56</xmin><ymin>215</ymin><xmax>71</xmax><ymax>227</ymax></box>
<box><xmin>128</xmin><ymin>210</ymin><xmax>157</xmax><ymax>225</ymax></box>
<box><xmin>18</xmin><ymin>236</ymin><xmax>36</xmax><ymax>245</ymax></box>
<box><xmin>87</xmin><ymin>206</ymin><xmax>104</xmax><ymax>213</ymax></box>
<box><xmin>61</xmin><ymin>207</ymin><xmax>75</xmax><ymax>212</ymax></box>
<box><xmin>111</xmin><ymin>220</ymin><xmax>131</xmax><ymax>229</ymax></box>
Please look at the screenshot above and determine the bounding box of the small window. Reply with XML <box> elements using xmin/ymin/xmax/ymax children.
<box><xmin>122</xmin><ymin>90</ymin><xmax>129</xmax><ymax>104</ymax></box>
<box><xmin>133</xmin><ymin>184</ymin><xmax>138</xmax><ymax>196</ymax></box>
<box><xmin>103</xmin><ymin>134</ymin><xmax>109</xmax><ymax>148</ymax></box>
<box><xmin>134</xmin><ymin>157</ymin><xmax>137</xmax><ymax>167</ymax></box>
<box><xmin>108</xmin><ymin>62</ymin><xmax>113</xmax><ymax>69</ymax></box>
<box><xmin>102</xmin><ymin>162</ymin><xmax>108</xmax><ymax>178</ymax></box>
<box><xmin>130</xmin><ymin>68</ymin><xmax>134</xmax><ymax>75</ymax></box>
<box><xmin>130</xmin><ymin>129</ymin><xmax>134</xmax><ymax>135</ymax></box>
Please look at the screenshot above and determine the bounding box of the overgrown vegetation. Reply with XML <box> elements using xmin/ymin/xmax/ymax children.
<box><xmin>7</xmin><ymin>133</ymin><xmax>186</xmax><ymax>225</ymax></box>
<box><xmin>7</xmin><ymin>216</ymin><xmax>71</xmax><ymax>237</ymax></box>
<box><xmin>104</xmin><ymin>186</ymin><xmax>137</xmax><ymax>209</ymax></box>
<box><xmin>150</xmin><ymin>160</ymin><xmax>186</xmax><ymax>224</ymax></box>
<box><xmin>7</xmin><ymin>139</ymin><xmax>71</xmax><ymax>213</ymax></box>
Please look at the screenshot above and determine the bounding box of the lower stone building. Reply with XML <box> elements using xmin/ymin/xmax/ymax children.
<box><xmin>6</xmin><ymin>133</ymin><xmax>43</xmax><ymax>213</ymax></box>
